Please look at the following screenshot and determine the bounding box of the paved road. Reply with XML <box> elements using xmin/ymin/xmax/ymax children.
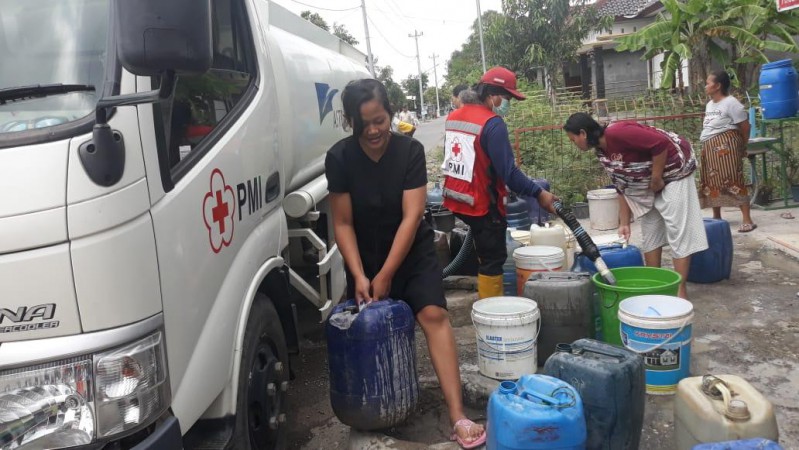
<box><xmin>413</xmin><ymin>116</ymin><xmax>446</xmax><ymax>154</ymax></box>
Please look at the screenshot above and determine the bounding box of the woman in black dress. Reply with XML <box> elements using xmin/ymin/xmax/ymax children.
<box><xmin>325</xmin><ymin>79</ymin><xmax>485</xmax><ymax>448</ymax></box>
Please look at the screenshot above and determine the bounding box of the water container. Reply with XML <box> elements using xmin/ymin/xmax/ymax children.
<box><xmin>524</xmin><ymin>178</ymin><xmax>551</xmax><ymax>225</ymax></box>
<box><xmin>692</xmin><ymin>439</ymin><xmax>783</xmax><ymax>450</ymax></box>
<box><xmin>522</xmin><ymin>272</ymin><xmax>595</xmax><ymax>365</ymax></box>
<box><xmin>427</xmin><ymin>181</ymin><xmax>444</xmax><ymax>205</ymax></box>
<box><xmin>543</xmin><ymin>339</ymin><xmax>645</xmax><ymax>450</ymax></box>
<box><xmin>676</xmin><ymin>375</ymin><xmax>779</xmax><ymax>449</ymax></box>
<box><xmin>449</xmin><ymin>226</ymin><xmax>479</xmax><ymax>276</ymax></box>
<box><xmin>507</xmin><ymin>193</ymin><xmax>532</xmax><ymax>230</ymax></box>
<box><xmin>587</xmin><ymin>189</ymin><xmax>619</xmax><ymax>231</ymax></box>
<box><xmin>592</xmin><ymin>267</ymin><xmax>681</xmax><ymax>346</ymax></box>
<box><xmin>530</xmin><ymin>223</ymin><xmax>567</xmax><ymax>251</ymax></box>
<box><xmin>487</xmin><ymin>375</ymin><xmax>587</xmax><ymax>449</ymax></box>
<box><xmin>513</xmin><ymin>246</ymin><xmax>565</xmax><ymax>295</ymax></box>
<box><xmin>759</xmin><ymin>59</ymin><xmax>799</xmax><ymax>120</ymax></box>
<box><xmin>326</xmin><ymin>299</ymin><xmax>419</xmax><ymax>430</ymax></box>
<box><xmin>510</xmin><ymin>229</ymin><xmax>531</xmax><ymax>245</ymax></box>
<box><xmin>472</xmin><ymin>297</ymin><xmax>540</xmax><ymax>379</ymax></box>
<box><xmin>688</xmin><ymin>218</ymin><xmax>732</xmax><ymax>283</ymax></box>
<box><xmin>504</xmin><ymin>230</ymin><xmax>524</xmax><ymax>296</ymax></box>
<box><xmin>572</xmin><ymin>244</ymin><xmax>644</xmax><ymax>275</ymax></box>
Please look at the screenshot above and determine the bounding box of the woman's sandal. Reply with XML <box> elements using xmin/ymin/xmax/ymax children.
<box><xmin>738</xmin><ymin>223</ymin><xmax>758</xmax><ymax>233</ymax></box>
<box><xmin>450</xmin><ymin>418</ymin><xmax>487</xmax><ymax>449</ymax></box>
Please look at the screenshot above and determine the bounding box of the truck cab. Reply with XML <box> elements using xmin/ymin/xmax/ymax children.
<box><xmin>0</xmin><ymin>0</ymin><xmax>366</xmax><ymax>448</ymax></box>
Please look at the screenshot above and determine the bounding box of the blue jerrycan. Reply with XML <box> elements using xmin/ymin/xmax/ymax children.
<box><xmin>688</xmin><ymin>218</ymin><xmax>732</xmax><ymax>283</ymax></box>
<box><xmin>543</xmin><ymin>339</ymin><xmax>645</xmax><ymax>450</ymax></box>
<box><xmin>487</xmin><ymin>374</ymin><xmax>587</xmax><ymax>449</ymax></box>
<box><xmin>571</xmin><ymin>244</ymin><xmax>644</xmax><ymax>275</ymax></box>
<box><xmin>326</xmin><ymin>299</ymin><xmax>418</xmax><ymax>430</ymax></box>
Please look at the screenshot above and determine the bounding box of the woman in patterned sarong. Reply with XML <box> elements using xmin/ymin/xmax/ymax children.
<box><xmin>698</xmin><ymin>71</ymin><xmax>755</xmax><ymax>232</ymax></box>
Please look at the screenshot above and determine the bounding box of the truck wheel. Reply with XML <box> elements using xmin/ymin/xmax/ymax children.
<box><xmin>232</xmin><ymin>294</ymin><xmax>289</xmax><ymax>449</ymax></box>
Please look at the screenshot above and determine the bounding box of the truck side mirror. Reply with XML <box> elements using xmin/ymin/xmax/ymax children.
<box><xmin>114</xmin><ymin>0</ymin><xmax>213</xmax><ymax>76</ymax></box>
<box><xmin>80</xmin><ymin>0</ymin><xmax>213</xmax><ymax>189</ymax></box>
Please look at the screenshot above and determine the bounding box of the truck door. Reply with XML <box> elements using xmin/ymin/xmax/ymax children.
<box><xmin>140</xmin><ymin>0</ymin><xmax>282</xmax><ymax>426</ymax></box>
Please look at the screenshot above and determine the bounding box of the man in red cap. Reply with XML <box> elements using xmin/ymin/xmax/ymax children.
<box><xmin>442</xmin><ymin>66</ymin><xmax>557</xmax><ymax>298</ymax></box>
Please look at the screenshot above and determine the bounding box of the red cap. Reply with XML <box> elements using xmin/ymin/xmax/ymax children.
<box><xmin>480</xmin><ymin>66</ymin><xmax>526</xmax><ymax>100</ymax></box>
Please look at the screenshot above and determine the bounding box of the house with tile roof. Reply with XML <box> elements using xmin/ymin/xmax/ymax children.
<box><xmin>564</xmin><ymin>0</ymin><xmax>691</xmax><ymax>100</ymax></box>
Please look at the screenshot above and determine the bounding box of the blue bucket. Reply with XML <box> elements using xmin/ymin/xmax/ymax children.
<box><xmin>618</xmin><ymin>295</ymin><xmax>694</xmax><ymax>395</ymax></box>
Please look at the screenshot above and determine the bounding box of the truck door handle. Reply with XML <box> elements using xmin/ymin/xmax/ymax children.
<box><xmin>265</xmin><ymin>172</ymin><xmax>280</xmax><ymax>203</ymax></box>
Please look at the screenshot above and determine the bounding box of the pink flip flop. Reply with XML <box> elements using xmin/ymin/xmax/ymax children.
<box><xmin>450</xmin><ymin>418</ymin><xmax>487</xmax><ymax>449</ymax></box>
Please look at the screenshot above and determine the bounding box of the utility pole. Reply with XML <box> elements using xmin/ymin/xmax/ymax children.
<box><xmin>361</xmin><ymin>0</ymin><xmax>376</xmax><ymax>77</ymax></box>
<box><xmin>409</xmin><ymin>30</ymin><xmax>425</xmax><ymax>120</ymax></box>
<box><xmin>429</xmin><ymin>53</ymin><xmax>441</xmax><ymax>118</ymax></box>
<box><xmin>475</xmin><ymin>0</ymin><xmax>487</xmax><ymax>72</ymax></box>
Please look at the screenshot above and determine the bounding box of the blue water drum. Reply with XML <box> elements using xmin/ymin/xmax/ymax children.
<box><xmin>487</xmin><ymin>374</ymin><xmax>587</xmax><ymax>449</ymax></box>
<box><xmin>504</xmin><ymin>230</ymin><xmax>524</xmax><ymax>296</ymax></box>
<box><xmin>524</xmin><ymin>179</ymin><xmax>551</xmax><ymax>225</ymax></box>
<box><xmin>688</xmin><ymin>218</ymin><xmax>732</xmax><ymax>283</ymax></box>
<box><xmin>571</xmin><ymin>244</ymin><xmax>644</xmax><ymax>274</ymax></box>
<box><xmin>326</xmin><ymin>299</ymin><xmax>418</xmax><ymax>430</ymax></box>
<box><xmin>507</xmin><ymin>193</ymin><xmax>532</xmax><ymax>230</ymax></box>
<box><xmin>543</xmin><ymin>339</ymin><xmax>645</xmax><ymax>450</ymax></box>
<box><xmin>693</xmin><ymin>438</ymin><xmax>783</xmax><ymax>450</ymax></box>
<box><xmin>759</xmin><ymin>59</ymin><xmax>799</xmax><ymax>119</ymax></box>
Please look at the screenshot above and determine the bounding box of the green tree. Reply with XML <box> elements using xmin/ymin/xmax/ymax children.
<box><xmin>332</xmin><ymin>23</ymin><xmax>359</xmax><ymax>46</ymax></box>
<box><xmin>487</xmin><ymin>0</ymin><xmax>611</xmax><ymax>97</ymax></box>
<box><xmin>377</xmin><ymin>65</ymin><xmax>407</xmax><ymax>110</ymax></box>
<box><xmin>617</xmin><ymin>0</ymin><xmax>799</xmax><ymax>91</ymax></box>
<box><xmin>300</xmin><ymin>10</ymin><xmax>329</xmax><ymax>31</ymax></box>
<box><xmin>401</xmin><ymin>74</ymin><xmax>430</xmax><ymax>112</ymax></box>
<box><xmin>446</xmin><ymin>10</ymin><xmax>504</xmax><ymax>87</ymax></box>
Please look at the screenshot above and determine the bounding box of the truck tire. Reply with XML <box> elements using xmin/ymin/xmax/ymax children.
<box><xmin>232</xmin><ymin>293</ymin><xmax>289</xmax><ymax>449</ymax></box>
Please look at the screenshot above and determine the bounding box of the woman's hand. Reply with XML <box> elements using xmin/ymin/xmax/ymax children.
<box><xmin>618</xmin><ymin>224</ymin><xmax>631</xmax><ymax>242</ymax></box>
<box><xmin>649</xmin><ymin>176</ymin><xmax>665</xmax><ymax>193</ymax></box>
<box><xmin>370</xmin><ymin>272</ymin><xmax>392</xmax><ymax>300</ymax></box>
<box><xmin>353</xmin><ymin>274</ymin><xmax>372</xmax><ymax>305</ymax></box>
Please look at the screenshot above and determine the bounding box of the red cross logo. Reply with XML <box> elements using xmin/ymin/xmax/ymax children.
<box><xmin>203</xmin><ymin>169</ymin><xmax>236</xmax><ymax>253</ymax></box>
<box><xmin>451</xmin><ymin>140</ymin><xmax>463</xmax><ymax>162</ymax></box>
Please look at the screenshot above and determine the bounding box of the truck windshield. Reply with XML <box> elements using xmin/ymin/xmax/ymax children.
<box><xmin>0</xmin><ymin>0</ymin><xmax>108</xmax><ymax>134</ymax></box>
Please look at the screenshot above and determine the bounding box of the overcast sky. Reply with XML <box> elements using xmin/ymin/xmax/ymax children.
<box><xmin>271</xmin><ymin>0</ymin><xmax>504</xmax><ymax>85</ymax></box>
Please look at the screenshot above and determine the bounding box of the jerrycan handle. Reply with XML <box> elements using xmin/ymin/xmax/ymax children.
<box><xmin>520</xmin><ymin>387</ymin><xmax>577</xmax><ymax>408</ymax></box>
<box><xmin>568</xmin><ymin>342</ymin><xmax>626</xmax><ymax>362</ymax></box>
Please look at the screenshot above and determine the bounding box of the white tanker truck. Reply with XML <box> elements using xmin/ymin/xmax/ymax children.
<box><xmin>0</xmin><ymin>0</ymin><xmax>368</xmax><ymax>448</ymax></box>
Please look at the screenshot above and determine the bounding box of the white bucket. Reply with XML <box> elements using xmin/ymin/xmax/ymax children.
<box><xmin>587</xmin><ymin>189</ymin><xmax>620</xmax><ymax>231</ymax></box>
<box><xmin>471</xmin><ymin>297</ymin><xmax>541</xmax><ymax>380</ymax></box>
<box><xmin>510</xmin><ymin>230</ymin><xmax>531</xmax><ymax>246</ymax></box>
<box><xmin>513</xmin><ymin>246</ymin><xmax>564</xmax><ymax>295</ymax></box>
<box><xmin>618</xmin><ymin>295</ymin><xmax>694</xmax><ymax>395</ymax></box>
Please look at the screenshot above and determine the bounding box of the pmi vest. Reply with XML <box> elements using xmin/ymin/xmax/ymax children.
<box><xmin>442</xmin><ymin>105</ymin><xmax>507</xmax><ymax>217</ymax></box>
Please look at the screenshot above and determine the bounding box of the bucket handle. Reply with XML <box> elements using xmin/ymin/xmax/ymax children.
<box><xmin>620</xmin><ymin>315</ymin><xmax>691</xmax><ymax>354</ymax></box>
<box><xmin>472</xmin><ymin>318</ymin><xmax>541</xmax><ymax>354</ymax></box>
<box><xmin>602</xmin><ymin>290</ymin><xmax>620</xmax><ymax>309</ymax></box>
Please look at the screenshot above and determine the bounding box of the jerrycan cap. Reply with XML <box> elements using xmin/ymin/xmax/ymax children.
<box><xmin>725</xmin><ymin>399</ymin><xmax>751</xmax><ymax>421</ymax></box>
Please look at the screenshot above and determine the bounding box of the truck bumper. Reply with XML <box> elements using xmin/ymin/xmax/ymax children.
<box><xmin>131</xmin><ymin>416</ymin><xmax>183</xmax><ymax>450</ymax></box>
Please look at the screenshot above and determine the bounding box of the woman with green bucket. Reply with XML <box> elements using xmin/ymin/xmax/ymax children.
<box><xmin>563</xmin><ymin>113</ymin><xmax>708</xmax><ymax>300</ymax></box>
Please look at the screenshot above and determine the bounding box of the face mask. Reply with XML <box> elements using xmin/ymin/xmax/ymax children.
<box><xmin>493</xmin><ymin>97</ymin><xmax>510</xmax><ymax>117</ymax></box>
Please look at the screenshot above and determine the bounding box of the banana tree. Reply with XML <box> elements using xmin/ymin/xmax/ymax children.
<box><xmin>618</xmin><ymin>0</ymin><xmax>799</xmax><ymax>92</ymax></box>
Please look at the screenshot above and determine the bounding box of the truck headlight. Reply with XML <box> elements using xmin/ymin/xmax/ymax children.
<box><xmin>0</xmin><ymin>331</ymin><xmax>169</xmax><ymax>449</ymax></box>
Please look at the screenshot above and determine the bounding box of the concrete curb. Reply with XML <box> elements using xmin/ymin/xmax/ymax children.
<box><xmin>765</xmin><ymin>235</ymin><xmax>799</xmax><ymax>261</ymax></box>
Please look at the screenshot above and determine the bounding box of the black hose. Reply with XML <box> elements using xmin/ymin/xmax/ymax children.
<box><xmin>442</xmin><ymin>229</ymin><xmax>474</xmax><ymax>278</ymax></box>
<box><xmin>553</xmin><ymin>201</ymin><xmax>617</xmax><ymax>285</ymax></box>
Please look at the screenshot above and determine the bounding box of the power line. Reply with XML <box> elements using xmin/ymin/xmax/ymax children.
<box><xmin>287</xmin><ymin>0</ymin><xmax>360</xmax><ymax>12</ymax></box>
<box><xmin>366</xmin><ymin>16</ymin><xmax>416</xmax><ymax>59</ymax></box>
